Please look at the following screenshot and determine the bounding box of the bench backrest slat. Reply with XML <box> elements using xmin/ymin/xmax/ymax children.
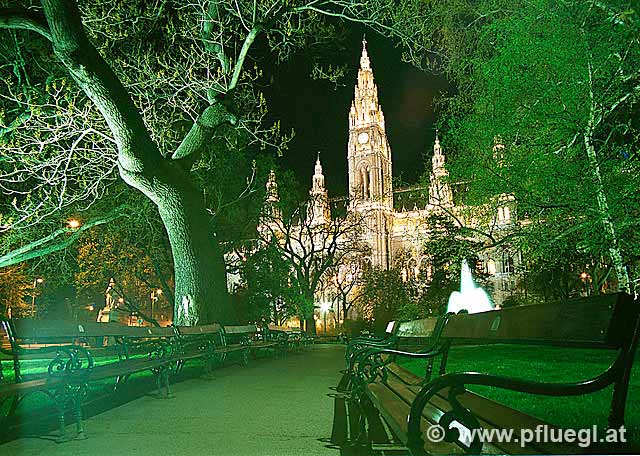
<box><xmin>223</xmin><ymin>324</ymin><xmax>258</xmax><ymax>335</ymax></box>
<box><xmin>267</xmin><ymin>324</ymin><xmax>290</xmax><ymax>332</ymax></box>
<box><xmin>11</xmin><ymin>320</ymin><xmax>175</xmax><ymax>340</ymax></box>
<box><xmin>441</xmin><ymin>293</ymin><xmax>636</xmax><ymax>347</ymax></box>
<box><xmin>176</xmin><ymin>324</ymin><xmax>222</xmax><ymax>335</ymax></box>
<box><xmin>396</xmin><ymin>317</ymin><xmax>438</xmax><ymax>338</ymax></box>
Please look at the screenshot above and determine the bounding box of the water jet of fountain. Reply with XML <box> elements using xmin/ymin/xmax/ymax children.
<box><xmin>447</xmin><ymin>260</ymin><xmax>494</xmax><ymax>314</ymax></box>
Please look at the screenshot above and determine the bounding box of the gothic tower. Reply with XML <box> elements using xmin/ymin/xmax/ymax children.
<box><xmin>347</xmin><ymin>38</ymin><xmax>393</xmax><ymax>268</ymax></box>
<box><xmin>308</xmin><ymin>153</ymin><xmax>331</xmax><ymax>226</ymax></box>
<box><xmin>428</xmin><ymin>134</ymin><xmax>454</xmax><ymax>207</ymax></box>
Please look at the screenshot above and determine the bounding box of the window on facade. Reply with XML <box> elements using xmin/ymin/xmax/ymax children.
<box><xmin>504</xmin><ymin>256</ymin><xmax>514</xmax><ymax>273</ymax></box>
<box><xmin>487</xmin><ymin>259</ymin><xmax>497</xmax><ymax>275</ymax></box>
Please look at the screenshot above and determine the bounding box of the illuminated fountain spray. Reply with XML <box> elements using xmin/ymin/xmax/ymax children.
<box><xmin>447</xmin><ymin>260</ymin><xmax>494</xmax><ymax>314</ymax></box>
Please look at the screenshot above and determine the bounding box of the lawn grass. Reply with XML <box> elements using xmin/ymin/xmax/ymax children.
<box><xmin>0</xmin><ymin>353</ymin><xmax>211</xmax><ymax>439</ymax></box>
<box><xmin>398</xmin><ymin>345</ymin><xmax>640</xmax><ymax>445</ymax></box>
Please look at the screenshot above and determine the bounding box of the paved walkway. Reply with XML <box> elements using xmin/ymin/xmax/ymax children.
<box><xmin>2</xmin><ymin>345</ymin><xmax>344</xmax><ymax>456</ymax></box>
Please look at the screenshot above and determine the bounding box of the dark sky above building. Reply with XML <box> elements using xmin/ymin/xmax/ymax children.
<box><xmin>263</xmin><ymin>27</ymin><xmax>451</xmax><ymax>196</ymax></box>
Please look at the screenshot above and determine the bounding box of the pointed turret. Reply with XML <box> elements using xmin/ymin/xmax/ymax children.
<box><xmin>311</xmin><ymin>152</ymin><xmax>325</xmax><ymax>194</ymax></box>
<box><xmin>263</xmin><ymin>169</ymin><xmax>281</xmax><ymax>220</ymax></box>
<box><xmin>347</xmin><ymin>38</ymin><xmax>393</xmax><ymax>209</ymax></box>
<box><xmin>308</xmin><ymin>153</ymin><xmax>331</xmax><ymax>226</ymax></box>
<box><xmin>428</xmin><ymin>133</ymin><xmax>454</xmax><ymax>207</ymax></box>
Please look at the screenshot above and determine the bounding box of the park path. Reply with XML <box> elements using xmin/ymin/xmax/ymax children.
<box><xmin>2</xmin><ymin>344</ymin><xmax>344</xmax><ymax>456</ymax></box>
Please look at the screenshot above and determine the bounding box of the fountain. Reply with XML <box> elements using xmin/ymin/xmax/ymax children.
<box><xmin>447</xmin><ymin>259</ymin><xmax>494</xmax><ymax>314</ymax></box>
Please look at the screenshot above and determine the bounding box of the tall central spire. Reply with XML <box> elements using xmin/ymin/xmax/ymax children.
<box><xmin>346</xmin><ymin>38</ymin><xmax>394</xmax><ymax>269</ymax></box>
<box><xmin>349</xmin><ymin>38</ymin><xmax>385</xmax><ymax>130</ymax></box>
<box><xmin>360</xmin><ymin>36</ymin><xmax>371</xmax><ymax>69</ymax></box>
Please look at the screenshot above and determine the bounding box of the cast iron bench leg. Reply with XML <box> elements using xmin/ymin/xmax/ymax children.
<box><xmin>163</xmin><ymin>367</ymin><xmax>173</xmax><ymax>398</ymax></box>
<box><xmin>73</xmin><ymin>384</ymin><xmax>88</xmax><ymax>440</ymax></box>
<box><xmin>53</xmin><ymin>384</ymin><xmax>71</xmax><ymax>443</ymax></box>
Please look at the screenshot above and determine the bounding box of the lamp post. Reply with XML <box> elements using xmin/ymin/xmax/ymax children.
<box><xmin>31</xmin><ymin>277</ymin><xmax>44</xmax><ymax>318</ymax></box>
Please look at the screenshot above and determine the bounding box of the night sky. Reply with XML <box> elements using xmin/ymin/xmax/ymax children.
<box><xmin>263</xmin><ymin>28</ymin><xmax>451</xmax><ymax>196</ymax></box>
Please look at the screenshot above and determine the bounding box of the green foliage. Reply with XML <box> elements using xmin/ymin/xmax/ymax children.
<box><xmin>419</xmin><ymin>213</ymin><xmax>490</xmax><ymax>313</ymax></box>
<box><xmin>397</xmin><ymin>0</ymin><xmax>640</xmax><ymax>295</ymax></box>
<box><xmin>73</xmin><ymin>194</ymin><xmax>173</xmax><ymax>319</ymax></box>
<box><xmin>357</xmin><ymin>266</ymin><xmax>418</xmax><ymax>330</ymax></box>
<box><xmin>237</xmin><ymin>241</ymin><xmax>297</xmax><ymax>324</ymax></box>
<box><xmin>0</xmin><ymin>265</ymin><xmax>31</xmax><ymax>317</ymax></box>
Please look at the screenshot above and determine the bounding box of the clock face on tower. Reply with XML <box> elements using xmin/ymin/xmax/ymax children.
<box><xmin>358</xmin><ymin>132</ymin><xmax>369</xmax><ymax>144</ymax></box>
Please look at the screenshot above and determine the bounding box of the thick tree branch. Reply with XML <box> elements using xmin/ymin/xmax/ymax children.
<box><xmin>0</xmin><ymin>8</ymin><xmax>52</xmax><ymax>41</ymax></box>
<box><xmin>0</xmin><ymin>207</ymin><xmax>128</xmax><ymax>269</ymax></box>
<box><xmin>171</xmin><ymin>102</ymin><xmax>237</xmax><ymax>164</ymax></box>
<box><xmin>228</xmin><ymin>25</ymin><xmax>260</xmax><ymax>91</ymax></box>
<box><xmin>40</xmin><ymin>0</ymin><xmax>159</xmax><ymax>174</ymax></box>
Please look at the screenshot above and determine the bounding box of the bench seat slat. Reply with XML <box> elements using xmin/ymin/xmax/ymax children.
<box><xmin>367</xmin><ymin>382</ymin><xmax>464</xmax><ymax>454</ymax></box>
<box><xmin>0</xmin><ymin>378</ymin><xmax>63</xmax><ymax>398</ymax></box>
<box><xmin>251</xmin><ymin>341</ymin><xmax>278</xmax><ymax>348</ymax></box>
<box><xmin>215</xmin><ymin>344</ymin><xmax>247</xmax><ymax>354</ymax></box>
<box><xmin>381</xmin><ymin>373</ymin><xmax>567</xmax><ymax>455</ymax></box>
<box><xmin>66</xmin><ymin>358</ymin><xmax>169</xmax><ymax>382</ymax></box>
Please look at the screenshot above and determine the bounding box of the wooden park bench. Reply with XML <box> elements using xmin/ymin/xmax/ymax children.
<box><xmin>173</xmin><ymin>324</ymin><xmax>226</xmax><ymax>376</ymax></box>
<box><xmin>330</xmin><ymin>316</ymin><xmax>443</xmax><ymax>445</ymax></box>
<box><xmin>266</xmin><ymin>324</ymin><xmax>299</xmax><ymax>354</ymax></box>
<box><xmin>221</xmin><ymin>324</ymin><xmax>280</xmax><ymax>362</ymax></box>
<box><xmin>0</xmin><ymin>320</ymin><xmax>176</xmax><ymax>441</ymax></box>
<box><xmin>344</xmin><ymin>321</ymin><xmax>399</xmax><ymax>365</ymax></box>
<box><xmin>290</xmin><ymin>327</ymin><xmax>314</xmax><ymax>348</ymax></box>
<box><xmin>346</xmin><ymin>293</ymin><xmax>639</xmax><ymax>455</ymax></box>
<box><xmin>336</xmin><ymin>317</ymin><xmax>443</xmax><ymax>396</ymax></box>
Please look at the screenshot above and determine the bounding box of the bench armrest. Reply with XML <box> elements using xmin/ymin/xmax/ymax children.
<box><xmin>406</xmin><ymin>354</ymin><xmax>625</xmax><ymax>456</ymax></box>
<box><xmin>350</xmin><ymin>345</ymin><xmax>443</xmax><ymax>373</ymax></box>
<box><xmin>46</xmin><ymin>344</ymin><xmax>95</xmax><ymax>377</ymax></box>
<box><xmin>352</xmin><ymin>346</ymin><xmax>445</xmax><ymax>386</ymax></box>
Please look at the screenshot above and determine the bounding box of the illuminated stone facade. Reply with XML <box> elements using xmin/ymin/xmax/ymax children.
<box><xmin>260</xmin><ymin>39</ymin><xmax>520</xmax><ymax>311</ymax></box>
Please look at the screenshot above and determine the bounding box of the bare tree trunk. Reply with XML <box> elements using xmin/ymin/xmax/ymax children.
<box><xmin>123</xmin><ymin>165</ymin><xmax>230</xmax><ymax>325</ymax></box>
<box><xmin>583</xmin><ymin>133</ymin><xmax>630</xmax><ymax>294</ymax></box>
<box><xmin>305</xmin><ymin>316</ymin><xmax>317</xmax><ymax>336</ymax></box>
<box><xmin>584</xmin><ymin>60</ymin><xmax>631</xmax><ymax>294</ymax></box>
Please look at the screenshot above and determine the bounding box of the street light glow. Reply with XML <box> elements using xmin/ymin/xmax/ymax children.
<box><xmin>67</xmin><ymin>219</ymin><xmax>81</xmax><ymax>229</ymax></box>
